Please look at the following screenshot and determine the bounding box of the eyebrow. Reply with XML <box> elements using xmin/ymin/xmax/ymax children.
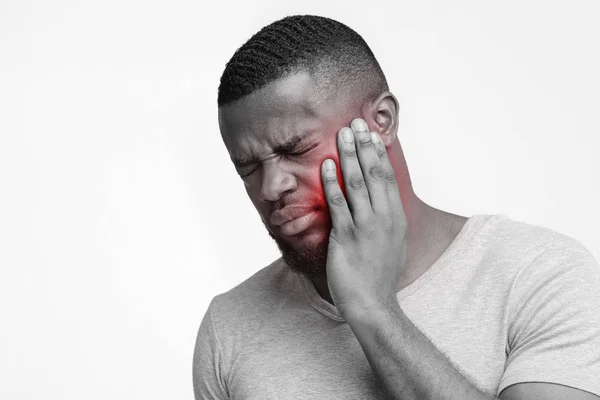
<box><xmin>232</xmin><ymin>133</ymin><xmax>313</xmax><ymax>167</ymax></box>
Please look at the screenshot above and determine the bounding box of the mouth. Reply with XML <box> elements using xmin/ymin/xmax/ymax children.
<box><xmin>270</xmin><ymin>204</ymin><xmax>321</xmax><ymax>233</ymax></box>
<box><xmin>278</xmin><ymin>210</ymin><xmax>320</xmax><ymax>237</ymax></box>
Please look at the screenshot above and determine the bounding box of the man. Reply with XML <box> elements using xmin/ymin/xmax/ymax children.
<box><xmin>193</xmin><ymin>15</ymin><xmax>600</xmax><ymax>400</ymax></box>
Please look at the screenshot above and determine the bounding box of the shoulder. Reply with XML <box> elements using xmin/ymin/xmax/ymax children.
<box><xmin>481</xmin><ymin>214</ymin><xmax>598</xmax><ymax>272</ymax></box>
<box><xmin>497</xmin><ymin>219</ymin><xmax>600</xmax><ymax>398</ymax></box>
<box><xmin>496</xmin><ymin>216</ymin><xmax>600</xmax><ymax>337</ymax></box>
<box><xmin>505</xmin><ymin>217</ymin><xmax>599</xmax><ymax>279</ymax></box>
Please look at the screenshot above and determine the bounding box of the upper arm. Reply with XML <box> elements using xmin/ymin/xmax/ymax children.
<box><xmin>193</xmin><ymin>302</ymin><xmax>230</xmax><ymax>400</ymax></box>
<box><xmin>500</xmin><ymin>382</ymin><xmax>600</xmax><ymax>400</ymax></box>
<box><xmin>497</xmin><ymin>239</ymin><xmax>600</xmax><ymax>398</ymax></box>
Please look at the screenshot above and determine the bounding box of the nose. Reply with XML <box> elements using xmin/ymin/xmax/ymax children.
<box><xmin>259</xmin><ymin>161</ymin><xmax>297</xmax><ymax>202</ymax></box>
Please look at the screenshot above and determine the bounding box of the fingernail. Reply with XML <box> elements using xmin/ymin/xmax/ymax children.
<box><xmin>370</xmin><ymin>132</ymin><xmax>380</xmax><ymax>143</ymax></box>
<box><xmin>351</xmin><ymin>118</ymin><xmax>368</xmax><ymax>132</ymax></box>
<box><xmin>342</xmin><ymin>128</ymin><xmax>353</xmax><ymax>143</ymax></box>
<box><xmin>324</xmin><ymin>159</ymin><xmax>335</xmax><ymax>170</ymax></box>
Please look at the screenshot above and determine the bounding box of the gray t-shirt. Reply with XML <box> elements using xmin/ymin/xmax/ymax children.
<box><xmin>193</xmin><ymin>214</ymin><xmax>600</xmax><ymax>399</ymax></box>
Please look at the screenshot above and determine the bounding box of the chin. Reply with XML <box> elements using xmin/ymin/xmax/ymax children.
<box><xmin>267</xmin><ymin>226</ymin><xmax>331</xmax><ymax>280</ymax></box>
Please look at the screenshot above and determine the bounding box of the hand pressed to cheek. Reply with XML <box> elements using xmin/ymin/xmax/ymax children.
<box><xmin>319</xmin><ymin>117</ymin><xmax>408</xmax><ymax>314</ymax></box>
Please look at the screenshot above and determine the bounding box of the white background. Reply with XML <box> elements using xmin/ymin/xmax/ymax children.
<box><xmin>1</xmin><ymin>0</ymin><xmax>599</xmax><ymax>398</ymax></box>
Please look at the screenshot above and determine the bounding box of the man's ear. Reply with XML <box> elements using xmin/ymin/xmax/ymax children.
<box><xmin>363</xmin><ymin>91</ymin><xmax>399</xmax><ymax>147</ymax></box>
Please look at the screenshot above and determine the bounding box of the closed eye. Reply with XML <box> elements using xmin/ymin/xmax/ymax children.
<box><xmin>239</xmin><ymin>167</ymin><xmax>258</xmax><ymax>178</ymax></box>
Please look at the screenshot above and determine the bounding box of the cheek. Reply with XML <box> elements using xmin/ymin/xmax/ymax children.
<box><xmin>243</xmin><ymin>179</ymin><xmax>269</xmax><ymax>214</ymax></box>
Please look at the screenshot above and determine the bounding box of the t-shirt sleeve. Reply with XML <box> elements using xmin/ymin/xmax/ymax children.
<box><xmin>193</xmin><ymin>299</ymin><xmax>230</xmax><ymax>400</ymax></box>
<box><xmin>498</xmin><ymin>238</ymin><xmax>600</xmax><ymax>397</ymax></box>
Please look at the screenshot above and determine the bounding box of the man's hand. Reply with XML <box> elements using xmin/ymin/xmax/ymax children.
<box><xmin>321</xmin><ymin>117</ymin><xmax>408</xmax><ymax>316</ymax></box>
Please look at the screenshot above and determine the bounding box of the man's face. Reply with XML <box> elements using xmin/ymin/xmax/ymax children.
<box><xmin>218</xmin><ymin>72</ymin><xmax>355</xmax><ymax>280</ymax></box>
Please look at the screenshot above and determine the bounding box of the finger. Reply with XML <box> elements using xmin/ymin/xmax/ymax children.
<box><xmin>321</xmin><ymin>158</ymin><xmax>354</xmax><ymax>231</ymax></box>
<box><xmin>350</xmin><ymin>118</ymin><xmax>389</xmax><ymax>216</ymax></box>
<box><xmin>371</xmin><ymin>132</ymin><xmax>407</xmax><ymax>223</ymax></box>
<box><xmin>337</xmin><ymin>126</ymin><xmax>371</xmax><ymax>223</ymax></box>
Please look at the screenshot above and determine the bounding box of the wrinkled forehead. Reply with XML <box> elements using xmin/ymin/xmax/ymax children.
<box><xmin>218</xmin><ymin>73</ymin><xmax>326</xmax><ymax>143</ymax></box>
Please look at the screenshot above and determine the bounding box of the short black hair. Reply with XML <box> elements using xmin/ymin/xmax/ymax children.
<box><xmin>217</xmin><ymin>14</ymin><xmax>389</xmax><ymax>107</ymax></box>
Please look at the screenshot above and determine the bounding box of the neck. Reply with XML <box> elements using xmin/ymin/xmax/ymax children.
<box><xmin>374</xmin><ymin>138</ymin><xmax>448</xmax><ymax>290</ymax></box>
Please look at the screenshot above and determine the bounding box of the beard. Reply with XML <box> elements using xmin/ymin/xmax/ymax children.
<box><xmin>264</xmin><ymin>220</ymin><xmax>330</xmax><ymax>281</ymax></box>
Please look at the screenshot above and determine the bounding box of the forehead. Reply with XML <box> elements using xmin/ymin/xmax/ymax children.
<box><xmin>218</xmin><ymin>72</ymin><xmax>333</xmax><ymax>148</ymax></box>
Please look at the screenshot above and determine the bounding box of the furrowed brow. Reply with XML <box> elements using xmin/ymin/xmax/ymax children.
<box><xmin>232</xmin><ymin>133</ymin><xmax>312</xmax><ymax>167</ymax></box>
